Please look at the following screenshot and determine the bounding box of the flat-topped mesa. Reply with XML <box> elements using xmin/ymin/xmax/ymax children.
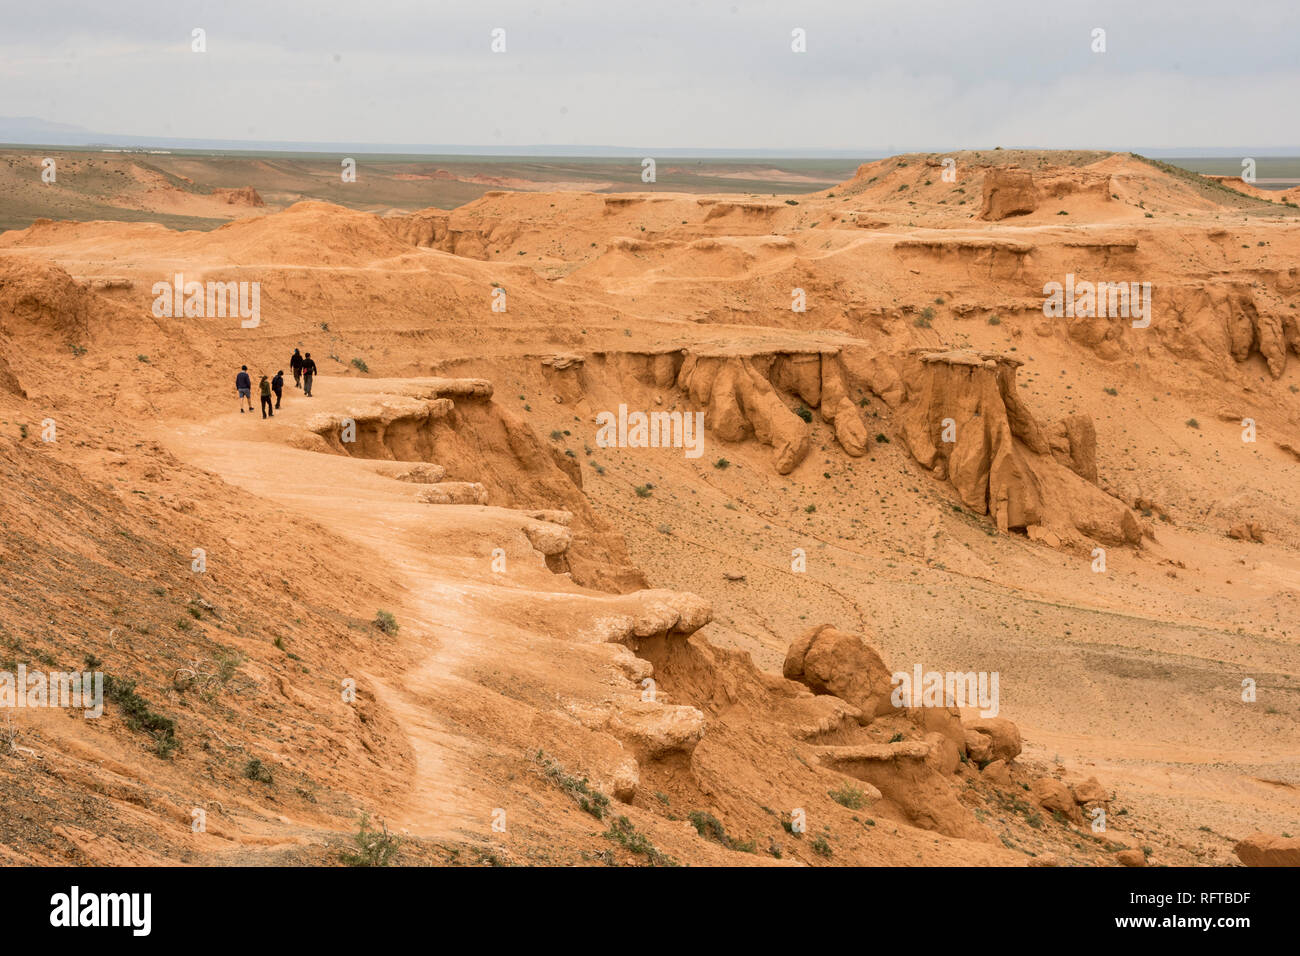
<box><xmin>897</xmin><ymin>349</ymin><xmax>1141</xmax><ymax>549</ymax></box>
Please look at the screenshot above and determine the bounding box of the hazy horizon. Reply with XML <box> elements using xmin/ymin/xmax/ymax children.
<box><xmin>2</xmin><ymin>0</ymin><xmax>1297</xmax><ymax>153</ymax></box>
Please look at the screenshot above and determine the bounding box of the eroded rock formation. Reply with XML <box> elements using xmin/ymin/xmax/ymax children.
<box><xmin>895</xmin><ymin>349</ymin><xmax>1141</xmax><ymax>548</ymax></box>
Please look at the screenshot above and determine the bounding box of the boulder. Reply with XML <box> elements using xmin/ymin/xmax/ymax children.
<box><xmin>523</xmin><ymin>521</ymin><xmax>572</xmax><ymax>556</ymax></box>
<box><xmin>783</xmin><ymin>624</ymin><xmax>898</xmax><ymax>723</ymax></box>
<box><xmin>1070</xmin><ymin>776</ymin><xmax>1108</xmax><ymax>806</ymax></box>
<box><xmin>923</xmin><ymin>731</ymin><xmax>962</xmax><ymax>775</ymax></box>
<box><xmin>1233</xmin><ymin>832</ymin><xmax>1300</xmax><ymax>867</ymax></box>
<box><xmin>962</xmin><ymin>716</ymin><xmax>1022</xmax><ymax>762</ymax></box>
<box><xmin>981</xmin><ymin>758</ymin><xmax>1012</xmax><ymax>786</ymax></box>
<box><xmin>1030</xmin><ymin>776</ymin><xmax>1083</xmax><ymax>823</ymax></box>
<box><xmin>909</xmin><ymin>706</ymin><xmax>968</xmax><ymax>755</ymax></box>
<box><xmin>965</xmin><ymin>730</ymin><xmax>994</xmax><ymax>765</ymax></box>
<box><xmin>1116</xmin><ymin>849</ymin><xmax>1147</xmax><ymax>867</ymax></box>
<box><xmin>1228</xmin><ymin>522</ymin><xmax>1266</xmax><ymax>543</ymax></box>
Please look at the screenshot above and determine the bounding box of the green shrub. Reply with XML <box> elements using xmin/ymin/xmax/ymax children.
<box><xmin>340</xmin><ymin>814</ymin><xmax>401</xmax><ymax>866</ymax></box>
<box><xmin>244</xmin><ymin>757</ymin><xmax>273</xmax><ymax>785</ymax></box>
<box><xmin>536</xmin><ymin>752</ymin><xmax>611</xmax><ymax>820</ymax></box>
<box><xmin>604</xmin><ymin>815</ymin><xmax>676</xmax><ymax>866</ymax></box>
<box><xmin>687</xmin><ymin>810</ymin><xmax>755</xmax><ymax>853</ymax></box>
<box><xmin>829</xmin><ymin>782</ymin><xmax>868</xmax><ymax>809</ymax></box>
<box><xmin>102</xmin><ymin>670</ymin><xmax>177</xmax><ymax>758</ymax></box>
<box><xmin>374</xmin><ymin>610</ymin><xmax>399</xmax><ymax>634</ymax></box>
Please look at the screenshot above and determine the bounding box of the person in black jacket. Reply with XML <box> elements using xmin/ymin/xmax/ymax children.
<box><xmin>301</xmin><ymin>352</ymin><xmax>318</xmax><ymax>397</ymax></box>
<box><xmin>290</xmin><ymin>349</ymin><xmax>304</xmax><ymax>389</ymax></box>
<box><xmin>235</xmin><ymin>365</ymin><xmax>253</xmax><ymax>413</ymax></box>
<box><xmin>271</xmin><ymin>370</ymin><xmax>284</xmax><ymax>408</ymax></box>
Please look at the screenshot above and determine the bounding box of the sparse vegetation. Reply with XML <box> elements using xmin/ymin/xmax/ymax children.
<box><xmin>688</xmin><ymin>810</ymin><xmax>754</xmax><ymax>853</ymax></box>
<box><xmin>603</xmin><ymin>815</ymin><xmax>676</xmax><ymax>866</ymax></box>
<box><xmin>99</xmin><ymin>663</ymin><xmax>178</xmax><ymax>759</ymax></box>
<box><xmin>536</xmin><ymin>751</ymin><xmax>610</xmax><ymax>820</ymax></box>
<box><xmin>243</xmin><ymin>757</ymin><xmax>274</xmax><ymax>785</ymax></box>
<box><xmin>339</xmin><ymin>814</ymin><xmax>401</xmax><ymax>866</ymax></box>
<box><xmin>829</xmin><ymin>781</ymin><xmax>868</xmax><ymax>809</ymax></box>
<box><xmin>373</xmin><ymin>609</ymin><xmax>399</xmax><ymax>634</ymax></box>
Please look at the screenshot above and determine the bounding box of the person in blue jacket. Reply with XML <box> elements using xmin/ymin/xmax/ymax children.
<box><xmin>235</xmin><ymin>365</ymin><xmax>253</xmax><ymax>413</ymax></box>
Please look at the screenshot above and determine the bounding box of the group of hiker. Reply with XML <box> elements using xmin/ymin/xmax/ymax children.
<box><xmin>234</xmin><ymin>348</ymin><xmax>319</xmax><ymax>417</ymax></box>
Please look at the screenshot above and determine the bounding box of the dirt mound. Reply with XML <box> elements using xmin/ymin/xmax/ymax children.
<box><xmin>205</xmin><ymin>201</ymin><xmax>415</xmax><ymax>265</ymax></box>
<box><xmin>0</xmin><ymin>255</ymin><xmax>95</xmax><ymax>337</ymax></box>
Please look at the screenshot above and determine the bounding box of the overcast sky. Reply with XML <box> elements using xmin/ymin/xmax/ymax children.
<box><xmin>1</xmin><ymin>0</ymin><xmax>1297</xmax><ymax>151</ymax></box>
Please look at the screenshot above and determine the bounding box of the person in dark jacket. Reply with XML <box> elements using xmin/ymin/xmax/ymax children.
<box><xmin>258</xmin><ymin>375</ymin><xmax>274</xmax><ymax>419</ymax></box>
<box><xmin>301</xmin><ymin>352</ymin><xmax>318</xmax><ymax>397</ymax></box>
<box><xmin>290</xmin><ymin>349</ymin><xmax>304</xmax><ymax>388</ymax></box>
<box><xmin>271</xmin><ymin>370</ymin><xmax>284</xmax><ymax>409</ymax></box>
<box><xmin>235</xmin><ymin>365</ymin><xmax>253</xmax><ymax>413</ymax></box>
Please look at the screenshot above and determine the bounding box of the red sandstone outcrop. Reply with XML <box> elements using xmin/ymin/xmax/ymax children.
<box><xmin>783</xmin><ymin>624</ymin><xmax>898</xmax><ymax>723</ymax></box>
<box><xmin>895</xmin><ymin>349</ymin><xmax>1141</xmax><ymax>548</ymax></box>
